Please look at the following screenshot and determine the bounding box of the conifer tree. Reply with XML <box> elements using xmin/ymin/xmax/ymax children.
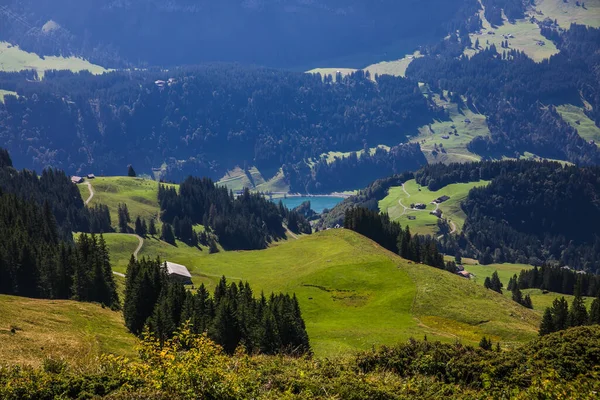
<box><xmin>589</xmin><ymin>293</ymin><xmax>600</xmax><ymax>325</ymax></box>
<box><xmin>552</xmin><ymin>297</ymin><xmax>569</xmax><ymax>331</ymax></box>
<box><xmin>161</xmin><ymin>223</ymin><xmax>176</xmax><ymax>245</ymax></box>
<box><xmin>568</xmin><ymin>279</ymin><xmax>588</xmax><ymax>327</ymax></box>
<box><xmin>148</xmin><ymin>218</ymin><xmax>157</xmax><ymax>236</ymax></box>
<box><xmin>135</xmin><ymin>216</ymin><xmax>144</xmax><ymax>236</ymax></box>
<box><xmin>490</xmin><ymin>271</ymin><xmax>503</xmax><ymax>294</ymax></box>
<box><xmin>127</xmin><ymin>165</ymin><xmax>136</xmax><ymax>177</ymax></box>
<box><xmin>539</xmin><ymin>308</ymin><xmax>555</xmax><ymax>336</ymax></box>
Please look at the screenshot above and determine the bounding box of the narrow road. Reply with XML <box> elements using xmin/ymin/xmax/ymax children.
<box><xmin>113</xmin><ymin>271</ymin><xmax>125</xmax><ymax>278</ymax></box>
<box><xmin>84</xmin><ymin>182</ymin><xmax>94</xmax><ymax>205</ymax></box>
<box><xmin>401</xmin><ymin>183</ymin><xmax>410</xmax><ymax>198</ymax></box>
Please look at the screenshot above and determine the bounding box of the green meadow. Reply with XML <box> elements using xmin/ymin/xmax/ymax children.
<box><xmin>102</xmin><ymin>228</ymin><xmax>539</xmax><ymax>356</ymax></box>
<box><xmin>0</xmin><ymin>41</ymin><xmax>108</xmax><ymax>77</ymax></box>
<box><xmin>536</xmin><ymin>0</ymin><xmax>600</xmax><ymax>29</ymax></box>
<box><xmin>78</xmin><ymin>176</ymin><xmax>176</xmax><ymax>227</ymax></box>
<box><xmin>378</xmin><ymin>179</ymin><xmax>489</xmax><ymax>235</ymax></box>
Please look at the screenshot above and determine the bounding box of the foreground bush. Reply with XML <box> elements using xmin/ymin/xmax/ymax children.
<box><xmin>1</xmin><ymin>325</ymin><xmax>599</xmax><ymax>399</ymax></box>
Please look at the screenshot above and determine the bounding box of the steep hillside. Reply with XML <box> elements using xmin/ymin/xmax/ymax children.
<box><xmin>0</xmin><ymin>294</ymin><xmax>136</xmax><ymax>367</ymax></box>
<box><xmin>108</xmin><ymin>228</ymin><xmax>539</xmax><ymax>355</ymax></box>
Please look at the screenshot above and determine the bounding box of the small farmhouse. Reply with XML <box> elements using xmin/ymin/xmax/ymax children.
<box><xmin>414</xmin><ymin>203</ymin><xmax>427</xmax><ymax>210</ymax></box>
<box><xmin>434</xmin><ymin>195</ymin><xmax>450</xmax><ymax>204</ymax></box>
<box><xmin>166</xmin><ymin>261</ymin><xmax>193</xmax><ymax>285</ymax></box>
<box><xmin>87</xmin><ymin>174</ymin><xmax>95</xmax><ymax>179</ymax></box>
<box><xmin>71</xmin><ymin>176</ymin><xmax>84</xmax><ymax>184</ymax></box>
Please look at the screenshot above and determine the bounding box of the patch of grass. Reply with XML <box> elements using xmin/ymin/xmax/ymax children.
<box><xmin>255</xmin><ymin>168</ymin><xmax>290</xmax><ymax>193</ymax></box>
<box><xmin>556</xmin><ymin>104</ymin><xmax>600</xmax><ymax>146</ymax></box>
<box><xmin>0</xmin><ymin>41</ymin><xmax>108</xmax><ymax>77</ymax></box>
<box><xmin>362</xmin><ymin>51</ymin><xmax>422</xmax><ymax>78</ymax></box>
<box><xmin>217</xmin><ymin>166</ymin><xmax>266</xmax><ymax>191</ymax></box>
<box><xmin>410</xmin><ymin>91</ymin><xmax>489</xmax><ymax>164</ymax></box>
<box><xmin>0</xmin><ymin>89</ymin><xmax>17</xmax><ymax>103</ymax></box>
<box><xmin>115</xmin><ymin>229</ymin><xmax>538</xmax><ymax>355</ymax></box>
<box><xmin>535</xmin><ymin>0</ymin><xmax>600</xmax><ymax>29</ymax></box>
<box><xmin>378</xmin><ymin>179</ymin><xmax>489</xmax><ymax>235</ymax></box>
<box><xmin>79</xmin><ymin>176</ymin><xmax>176</xmax><ymax>227</ymax></box>
<box><xmin>0</xmin><ymin>294</ymin><xmax>136</xmax><ymax>367</ymax></box>
<box><xmin>320</xmin><ymin>145</ymin><xmax>391</xmax><ymax>165</ymax></box>
<box><xmin>305</xmin><ymin>68</ymin><xmax>358</xmax><ymax>79</ymax></box>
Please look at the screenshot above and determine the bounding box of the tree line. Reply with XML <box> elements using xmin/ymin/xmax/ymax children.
<box><xmin>343</xmin><ymin>207</ymin><xmax>445</xmax><ymax>269</ymax></box>
<box><xmin>509</xmin><ymin>265</ymin><xmax>600</xmax><ymax>298</ymax></box>
<box><xmin>539</xmin><ymin>279</ymin><xmax>600</xmax><ymax>336</ymax></box>
<box><xmin>159</xmin><ymin>178</ymin><xmax>310</xmax><ymax>251</ymax></box>
<box><xmin>123</xmin><ymin>257</ymin><xmax>310</xmax><ymax>355</ymax></box>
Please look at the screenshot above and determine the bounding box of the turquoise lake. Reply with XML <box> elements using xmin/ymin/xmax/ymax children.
<box><xmin>274</xmin><ymin>196</ymin><xmax>344</xmax><ymax>213</ymax></box>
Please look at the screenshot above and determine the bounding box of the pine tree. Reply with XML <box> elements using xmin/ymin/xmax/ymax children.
<box><xmin>539</xmin><ymin>308</ymin><xmax>555</xmax><ymax>336</ymax></box>
<box><xmin>127</xmin><ymin>165</ymin><xmax>136</xmax><ymax>177</ymax></box>
<box><xmin>568</xmin><ymin>279</ymin><xmax>588</xmax><ymax>327</ymax></box>
<box><xmin>135</xmin><ymin>216</ymin><xmax>144</xmax><ymax>236</ymax></box>
<box><xmin>552</xmin><ymin>297</ymin><xmax>569</xmax><ymax>331</ymax></box>
<box><xmin>149</xmin><ymin>218</ymin><xmax>157</xmax><ymax>236</ymax></box>
<box><xmin>118</xmin><ymin>203</ymin><xmax>131</xmax><ymax>233</ymax></box>
<box><xmin>479</xmin><ymin>336</ymin><xmax>492</xmax><ymax>350</ymax></box>
<box><xmin>490</xmin><ymin>271</ymin><xmax>503</xmax><ymax>294</ymax></box>
<box><xmin>161</xmin><ymin>223</ymin><xmax>176</xmax><ymax>245</ymax></box>
<box><xmin>589</xmin><ymin>293</ymin><xmax>600</xmax><ymax>325</ymax></box>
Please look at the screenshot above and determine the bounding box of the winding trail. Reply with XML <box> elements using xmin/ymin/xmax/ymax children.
<box><xmin>133</xmin><ymin>235</ymin><xmax>144</xmax><ymax>259</ymax></box>
<box><xmin>283</xmin><ymin>224</ymin><xmax>299</xmax><ymax>240</ymax></box>
<box><xmin>84</xmin><ymin>182</ymin><xmax>94</xmax><ymax>205</ymax></box>
<box><xmin>400</xmin><ymin>182</ymin><xmax>457</xmax><ymax>239</ymax></box>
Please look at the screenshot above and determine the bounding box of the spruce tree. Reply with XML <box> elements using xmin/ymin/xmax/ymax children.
<box><xmin>135</xmin><ymin>216</ymin><xmax>144</xmax><ymax>236</ymax></box>
<box><xmin>490</xmin><ymin>271</ymin><xmax>503</xmax><ymax>294</ymax></box>
<box><xmin>161</xmin><ymin>223</ymin><xmax>176</xmax><ymax>245</ymax></box>
<box><xmin>127</xmin><ymin>165</ymin><xmax>137</xmax><ymax>177</ymax></box>
<box><xmin>552</xmin><ymin>297</ymin><xmax>569</xmax><ymax>331</ymax></box>
<box><xmin>149</xmin><ymin>218</ymin><xmax>157</xmax><ymax>236</ymax></box>
<box><xmin>588</xmin><ymin>294</ymin><xmax>600</xmax><ymax>325</ymax></box>
<box><xmin>568</xmin><ymin>279</ymin><xmax>588</xmax><ymax>327</ymax></box>
<box><xmin>539</xmin><ymin>308</ymin><xmax>555</xmax><ymax>336</ymax></box>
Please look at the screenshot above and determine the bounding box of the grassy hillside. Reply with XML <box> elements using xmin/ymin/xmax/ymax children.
<box><xmin>0</xmin><ymin>295</ymin><xmax>136</xmax><ymax>367</ymax></box>
<box><xmin>107</xmin><ymin>228</ymin><xmax>539</xmax><ymax>355</ymax></box>
<box><xmin>536</xmin><ymin>0</ymin><xmax>600</xmax><ymax>29</ymax></box>
<box><xmin>79</xmin><ymin>176</ymin><xmax>176</xmax><ymax>227</ymax></box>
<box><xmin>410</xmin><ymin>90</ymin><xmax>490</xmax><ymax>164</ymax></box>
<box><xmin>463</xmin><ymin>6</ymin><xmax>559</xmax><ymax>62</ymax></box>
<box><xmin>556</xmin><ymin>104</ymin><xmax>600</xmax><ymax>146</ymax></box>
<box><xmin>0</xmin><ymin>41</ymin><xmax>108</xmax><ymax>77</ymax></box>
<box><xmin>378</xmin><ymin>178</ymin><xmax>489</xmax><ymax>235</ymax></box>
<box><xmin>217</xmin><ymin>166</ymin><xmax>266</xmax><ymax>191</ymax></box>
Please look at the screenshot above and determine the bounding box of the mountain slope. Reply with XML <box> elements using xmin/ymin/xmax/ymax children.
<box><xmin>108</xmin><ymin>228</ymin><xmax>539</xmax><ymax>355</ymax></box>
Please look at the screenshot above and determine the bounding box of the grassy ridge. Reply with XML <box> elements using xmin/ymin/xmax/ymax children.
<box><xmin>0</xmin><ymin>294</ymin><xmax>136</xmax><ymax>366</ymax></box>
<box><xmin>536</xmin><ymin>0</ymin><xmax>600</xmax><ymax>29</ymax></box>
<box><xmin>378</xmin><ymin>178</ymin><xmax>489</xmax><ymax>235</ymax></box>
<box><xmin>106</xmin><ymin>229</ymin><xmax>539</xmax><ymax>355</ymax></box>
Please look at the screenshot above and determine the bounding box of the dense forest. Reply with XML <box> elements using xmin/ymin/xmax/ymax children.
<box><xmin>159</xmin><ymin>177</ymin><xmax>310</xmax><ymax>250</ymax></box>
<box><xmin>124</xmin><ymin>257</ymin><xmax>310</xmax><ymax>355</ymax></box>
<box><xmin>0</xmin><ymin>0</ymin><xmax>481</xmax><ymax>69</ymax></box>
<box><xmin>407</xmin><ymin>25</ymin><xmax>600</xmax><ymax>165</ymax></box>
<box><xmin>0</xmin><ymin>148</ymin><xmax>111</xmax><ymax>237</ymax></box>
<box><xmin>511</xmin><ymin>265</ymin><xmax>600</xmax><ymax>298</ymax></box>
<box><xmin>0</xmin><ymin>67</ymin><xmax>438</xmax><ymax>182</ymax></box>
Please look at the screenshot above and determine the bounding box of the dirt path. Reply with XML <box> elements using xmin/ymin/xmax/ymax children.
<box><xmin>84</xmin><ymin>182</ymin><xmax>94</xmax><ymax>205</ymax></box>
<box><xmin>283</xmin><ymin>224</ymin><xmax>299</xmax><ymax>240</ymax></box>
<box><xmin>112</xmin><ymin>234</ymin><xmax>144</xmax><ymax>278</ymax></box>
<box><xmin>133</xmin><ymin>235</ymin><xmax>144</xmax><ymax>259</ymax></box>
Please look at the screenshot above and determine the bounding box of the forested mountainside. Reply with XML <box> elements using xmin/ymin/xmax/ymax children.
<box><xmin>0</xmin><ymin>0</ymin><xmax>481</xmax><ymax>69</ymax></box>
<box><xmin>407</xmin><ymin>24</ymin><xmax>600</xmax><ymax>165</ymax></box>
<box><xmin>323</xmin><ymin>160</ymin><xmax>600</xmax><ymax>272</ymax></box>
<box><xmin>0</xmin><ymin>67</ymin><xmax>438</xmax><ymax>179</ymax></box>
